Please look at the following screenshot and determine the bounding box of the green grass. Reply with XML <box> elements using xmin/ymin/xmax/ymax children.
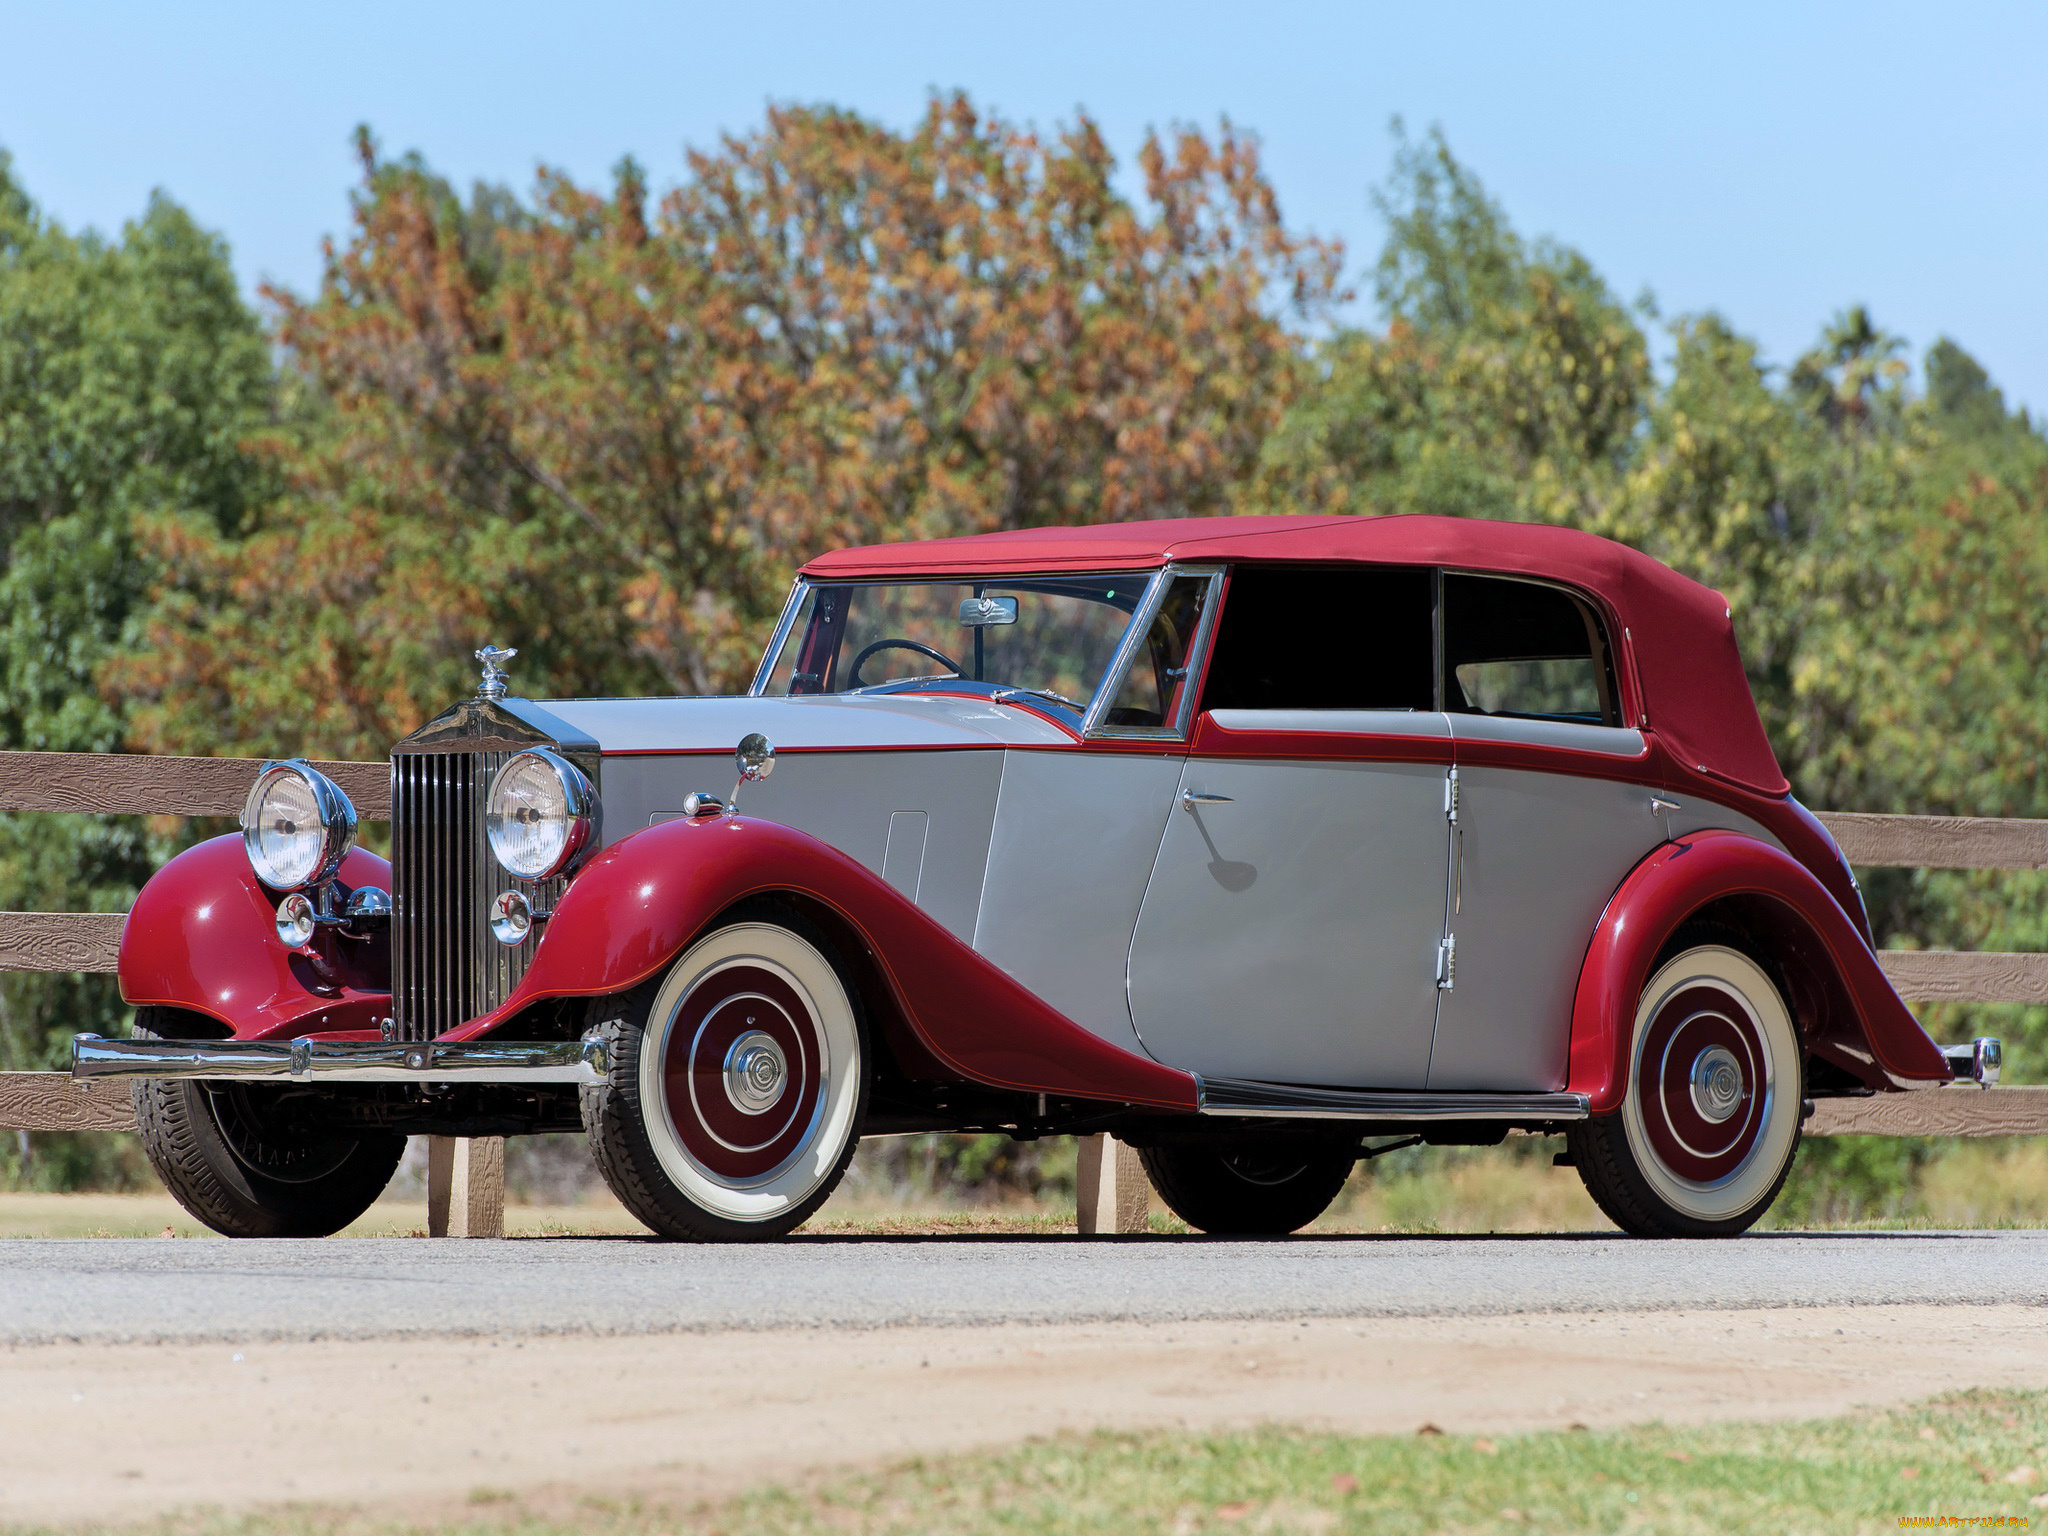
<box><xmin>25</xmin><ymin>1389</ymin><xmax>2048</xmax><ymax>1535</ymax></box>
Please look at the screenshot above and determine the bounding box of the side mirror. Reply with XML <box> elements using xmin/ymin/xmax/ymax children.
<box><xmin>730</xmin><ymin>733</ymin><xmax>776</xmax><ymax>816</ymax></box>
<box><xmin>736</xmin><ymin>732</ymin><xmax>777</xmax><ymax>783</ymax></box>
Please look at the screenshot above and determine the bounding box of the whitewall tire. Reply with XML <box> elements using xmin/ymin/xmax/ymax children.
<box><xmin>582</xmin><ymin>906</ymin><xmax>867</xmax><ymax>1240</ymax></box>
<box><xmin>1569</xmin><ymin>940</ymin><xmax>1803</xmax><ymax>1237</ymax></box>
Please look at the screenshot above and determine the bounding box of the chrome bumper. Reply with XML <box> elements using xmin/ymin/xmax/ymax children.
<box><xmin>1942</xmin><ymin>1036</ymin><xmax>2002</xmax><ymax>1087</ymax></box>
<box><xmin>71</xmin><ymin>1033</ymin><xmax>608</xmax><ymax>1086</ymax></box>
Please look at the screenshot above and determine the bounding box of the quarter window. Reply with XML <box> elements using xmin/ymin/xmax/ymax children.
<box><xmin>1198</xmin><ymin>566</ymin><xmax>1435</xmax><ymax>712</ymax></box>
<box><xmin>1100</xmin><ymin>575</ymin><xmax>1212</xmax><ymax>730</ymax></box>
<box><xmin>1442</xmin><ymin>574</ymin><xmax>1618</xmax><ymax>726</ymax></box>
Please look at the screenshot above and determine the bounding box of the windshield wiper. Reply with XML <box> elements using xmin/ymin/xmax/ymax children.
<box><xmin>994</xmin><ymin>686</ymin><xmax>1086</xmax><ymax>712</ymax></box>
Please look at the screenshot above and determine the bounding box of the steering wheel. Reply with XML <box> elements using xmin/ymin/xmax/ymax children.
<box><xmin>847</xmin><ymin>637</ymin><xmax>964</xmax><ymax>690</ymax></box>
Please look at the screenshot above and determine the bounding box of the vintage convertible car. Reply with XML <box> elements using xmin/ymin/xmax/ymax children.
<box><xmin>76</xmin><ymin>514</ymin><xmax>1991</xmax><ymax>1241</ymax></box>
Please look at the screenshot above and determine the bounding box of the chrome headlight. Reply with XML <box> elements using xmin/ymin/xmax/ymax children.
<box><xmin>486</xmin><ymin>748</ymin><xmax>600</xmax><ymax>880</ymax></box>
<box><xmin>241</xmin><ymin>760</ymin><xmax>358</xmax><ymax>892</ymax></box>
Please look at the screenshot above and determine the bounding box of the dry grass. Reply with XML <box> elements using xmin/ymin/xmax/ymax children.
<box><xmin>1315</xmin><ymin>1150</ymin><xmax>1614</xmax><ymax>1233</ymax></box>
<box><xmin>1910</xmin><ymin>1139</ymin><xmax>2048</xmax><ymax>1226</ymax></box>
<box><xmin>21</xmin><ymin>1389</ymin><xmax>2048</xmax><ymax>1534</ymax></box>
<box><xmin>12</xmin><ymin>1137</ymin><xmax>2048</xmax><ymax>1241</ymax></box>
<box><xmin>0</xmin><ymin>1191</ymin><xmax>652</xmax><ymax>1240</ymax></box>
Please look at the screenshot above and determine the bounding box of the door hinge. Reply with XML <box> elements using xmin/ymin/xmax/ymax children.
<box><xmin>1435</xmin><ymin>934</ymin><xmax>1457</xmax><ymax>990</ymax></box>
<box><xmin>1444</xmin><ymin>767</ymin><xmax>1460</xmax><ymax>823</ymax></box>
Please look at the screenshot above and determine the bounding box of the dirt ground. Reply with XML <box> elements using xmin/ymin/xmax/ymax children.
<box><xmin>4</xmin><ymin>1303</ymin><xmax>2045</xmax><ymax>1527</ymax></box>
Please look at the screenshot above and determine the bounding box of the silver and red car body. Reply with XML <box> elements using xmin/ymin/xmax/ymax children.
<box><xmin>106</xmin><ymin>514</ymin><xmax>1952</xmax><ymax>1126</ymax></box>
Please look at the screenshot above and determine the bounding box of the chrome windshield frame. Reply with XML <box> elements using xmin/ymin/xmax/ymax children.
<box><xmin>747</xmin><ymin>569</ymin><xmax>1167</xmax><ymax>714</ymax></box>
<box><xmin>748</xmin><ymin>580</ymin><xmax>811</xmax><ymax>697</ymax></box>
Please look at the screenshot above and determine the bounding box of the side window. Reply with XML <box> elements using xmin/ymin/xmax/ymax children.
<box><xmin>1442</xmin><ymin>574</ymin><xmax>1618</xmax><ymax>726</ymax></box>
<box><xmin>1198</xmin><ymin>566</ymin><xmax>1435</xmax><ymax>712</ymax></box>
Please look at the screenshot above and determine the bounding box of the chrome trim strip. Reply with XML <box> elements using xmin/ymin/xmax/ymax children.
<box><xmin>72</xmin><ymin>1034</ymin><xmax>609</xmax><ymax>1085</ymax></box>
<box><xmin>1194</xmin><ymin>1076</ymin><xmax>1591</xmax><ymax>1121</ymax></box>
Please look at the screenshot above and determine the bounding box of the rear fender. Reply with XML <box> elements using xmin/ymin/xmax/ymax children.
<box><xmin>1568</xmin><ymin>829</ymin><xmax>1948</xmax><ymax>1112</ymax></box>
<box><xmin>444</xmin><ymin>815</ymin><xmax>1200</xmax><ymax>1112</ymax></box>
<box><xmin>119</xmin><ymin>834</ymin><xmax>393</xmax><ymax>1039</ymax></box>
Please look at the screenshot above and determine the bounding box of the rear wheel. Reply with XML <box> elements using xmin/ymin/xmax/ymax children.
<box><xmin>1569</xmin><ymin>939</ymin><xmax>1803</xmax><ymax>1237</ymax></box>
<box><xmin>130</xmin><ymin>1015</ymin><xmax>405</xmax><ymax>1238</ymax></box>
<box><xmin>582</xmin><ymin>905</ymin><xmax>868</xmax><ymax>1240</ymax></box>
<box><xmin>1139</xmin><ymin>1138</ymin><xmax>1354</xmax><ymax>1234</ymax></box>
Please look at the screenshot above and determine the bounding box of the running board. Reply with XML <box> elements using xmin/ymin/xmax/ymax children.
<box><xmin>1194</xmin><ymin>1077</ymin><xmax>1590</xmax><ymax>1122</ymax></box>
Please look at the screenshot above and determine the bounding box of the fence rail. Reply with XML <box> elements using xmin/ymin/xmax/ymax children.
<box><xmin>2</xmin><ymin>750</ymin><xmax>2046</xmax><ymax>1162</ymax></box>
<box><xmin>1821</xmin><ymin>811</ymin><xmax>2048</xmax><ymax>870</ymax></box>
<box><xmin>0</xmin><ymin>751</ymin><xmax>389</xmax><ymax>820</ymax></box>
<box><xmin>6</xmin><ymin>753</ymin><xmax>2044</xmax><ymax>998</ymax></box>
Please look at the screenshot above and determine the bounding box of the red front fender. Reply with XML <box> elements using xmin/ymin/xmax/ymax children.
<box><xmin>119</xmin><ymin>834</ymin><xmax>394</xmax><ymax>1039</ymax></box>
<box><xmin>445</xmin><ymin>815</ymin><xmax>1200</xmax><ymax>1112</ymax></box>
<box><xmin>1567</xmin><ymin>829</ymin><xmax>1948</xmax><ymax>1113</ymax></box>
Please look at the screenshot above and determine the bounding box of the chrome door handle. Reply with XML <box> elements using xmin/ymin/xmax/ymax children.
<box><xmin>1181</xmin><ymin>790</ymin><xmax>1234</xmax><ymax>810</ymax></box>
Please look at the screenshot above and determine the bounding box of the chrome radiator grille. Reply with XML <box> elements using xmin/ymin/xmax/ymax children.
<box><xmin>390</xmin><ymin>751</ymin><xmax>560</xmax><ymax>1041</ymax></box>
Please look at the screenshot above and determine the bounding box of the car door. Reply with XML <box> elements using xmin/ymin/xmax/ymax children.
<box><xmin>1426</xmin><ymin>573</ymin><xmax>1664</xmax><ymax>1091</ymax></box>
<box><xmin>971</xmin><ymin>570</ymin><xmax>1218</xmax><ymax>1061</ymax></box>
<box><xmin>1125</xmin><ymin>565</ymin><xmax>1451</xmax><ymax>1089</ymax></box>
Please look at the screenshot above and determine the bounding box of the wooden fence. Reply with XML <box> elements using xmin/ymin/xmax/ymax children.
<box><xmin>3</xmin><ymin>751</ymin><xmax>2047</xmax><ymax>1234</ymax></box>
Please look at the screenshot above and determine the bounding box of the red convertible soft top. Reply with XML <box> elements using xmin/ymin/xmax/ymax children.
<box><xmin>803</xmin><ymin>514</ymin><xmax>1788</xmax><ymax>797</ymax></box>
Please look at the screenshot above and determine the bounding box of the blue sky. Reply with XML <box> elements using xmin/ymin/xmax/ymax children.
<box><xmin>5</xmin><ymin>1</ymin><xmax>2044</xmax><ymax>411</ymax></box>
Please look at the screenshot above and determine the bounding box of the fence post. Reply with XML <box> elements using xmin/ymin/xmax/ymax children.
<box><xmin>426</xmin><ymin>1135</ymin><xmax>506</xmax><ymax>1238</ymax></box>
<box><xmin>1075</xmin><ymin>1134</ymin><xmax>1150</xmax><ymax>1234</ymax></box>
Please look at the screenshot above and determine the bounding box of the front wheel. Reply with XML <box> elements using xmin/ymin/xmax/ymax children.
<box><xmin>1138</xmin><ymin>1138</ymin><xmax>1354</xmax><ymax>1234</ymax></box>
<box><xmin>581</xmin><ymin>906</ymin><xmax>868</xmax><ymax>1240</ymax></box>
<box><xmin>131</xmin><ymin>1016</ymin><xmax>405</xmax><ymax>1238</ymax></box>
<box><xmin>1569</xmin><ymin>941</ymin><xmax>1803</xmax><ymax>1237</ymax></box>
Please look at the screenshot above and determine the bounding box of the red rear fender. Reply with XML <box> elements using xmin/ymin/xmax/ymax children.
<box><xmin>119</xmin><ymin>834</ymin><xmax>393</xmax><ymax>1040</ymax></box>
<box><xmin>1568</xmin><ymin>830</ymin><xmax>1948</xmax><ymax>1113</ymax></box>
<box><xmin>446</xmin><ymin>815</ymin><xmax>1200</xmax><ymax>1112</ymax></box>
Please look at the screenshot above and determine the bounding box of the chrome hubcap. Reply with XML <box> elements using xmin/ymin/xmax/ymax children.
<box><xmin>1689</xmin><ymin>1045</ymin><xmax>1745</xmax><ymax>1124</ymax></box>
<box><xmin>722</xmin><ymin>1029</ymin><xmax>787</xmax><ymax>1114</ymax></box>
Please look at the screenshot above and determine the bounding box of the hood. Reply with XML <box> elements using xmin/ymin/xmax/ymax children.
<box><xmin>536</xmin><ymin>693</ymin><xmax>1075</xmax><ymax>755</ymax></box>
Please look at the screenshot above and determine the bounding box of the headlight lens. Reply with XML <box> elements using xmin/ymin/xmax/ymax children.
<box><xmin>486</xmin><ymin>748</ymin><xmax>599</xmax><ymax>880</ymax></box>
<box><xmin>242</xmin><ymin>761</ymin><xmax>358</xmax><ymax>891</ymax></box>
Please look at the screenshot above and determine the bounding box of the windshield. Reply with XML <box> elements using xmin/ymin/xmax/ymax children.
<box><xmin>757</xmin><ymin>576</ymin><xmax>1153</xmax><ymax>715</ymax></box>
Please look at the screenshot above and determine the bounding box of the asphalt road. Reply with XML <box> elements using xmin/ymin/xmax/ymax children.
<box><xmin>3</xmin><ymin>1231</ymin><xmax>2044</xmax><ymax>1346</ymax></box>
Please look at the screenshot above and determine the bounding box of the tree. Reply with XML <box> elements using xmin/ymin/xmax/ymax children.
<box><xmin>115</xmin><ymin>97</ymin><xmax>1342</xmax><ymax>760</ymax></box>
<box><xmin>0</xmin><ymin>153</ymin><xmax>270</xmax><ymax>1186</ymax></box>
<box><xmin>1246</xmin><ymin>125</ymin><xmax>1650</xmax><ymax>528</ymax></box>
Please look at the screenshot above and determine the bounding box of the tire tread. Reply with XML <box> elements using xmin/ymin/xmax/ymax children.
<box><xmin>131</xmin><ymin>1014</ymin><xmax>403</xmax><ymax>1239</ymax></box>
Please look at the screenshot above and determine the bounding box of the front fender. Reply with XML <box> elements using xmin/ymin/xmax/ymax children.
<box><xmin>119</xmin><ymin>834</ymin><xmax>393</xmax><ymax>1039</ymax></box>
<box><xmin>1567</xmin><ymin>829</ymin><xmax>1949</xmax><ymax>1113</ymax></box>
<box><xmin>445</xmin><ymin>814</ymin><xmax>1200</xmax><ymax>1112</ymax></box>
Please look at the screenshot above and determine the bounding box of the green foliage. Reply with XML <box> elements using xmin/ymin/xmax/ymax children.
<box><xmin>0</xmin><ymin>150</ymin><xmax>272</xmax><ymax>1077</ymax></box>
<box><xmin>1254</xmin><ymin>123</ymin><xmax>2048</xmax><ymax>979</ymax></box>
<box><xmin>843</xmin><ymin>1133</ymin><xmax>1078</xmax><ymax>1205</ymax></box>
<box><xmin>1248</xmin><ymin>125</ymin><xmax>1650</xmax><ymax>529</ymax></box>
<box><xmin>0</xmin><ymin>1127</ymin><xmax>152</xmax><ymax>1193</ymax></box>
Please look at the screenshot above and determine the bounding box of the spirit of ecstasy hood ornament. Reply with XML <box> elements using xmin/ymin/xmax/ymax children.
<box><xmin>475</xmin><ymin>644</ymin><xmax>518</xmax><ymax>700</ymax></box>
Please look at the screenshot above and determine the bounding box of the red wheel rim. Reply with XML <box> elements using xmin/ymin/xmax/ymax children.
<box><xmin>661</xmin><ymin>964</ymin><xmax>823</xmax><ymax>1181</ymax></box>
<box><xmin>1638</xmin><ymin>984</ymin><xmax>1769</xmax><ymax>1184</ymax></box>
